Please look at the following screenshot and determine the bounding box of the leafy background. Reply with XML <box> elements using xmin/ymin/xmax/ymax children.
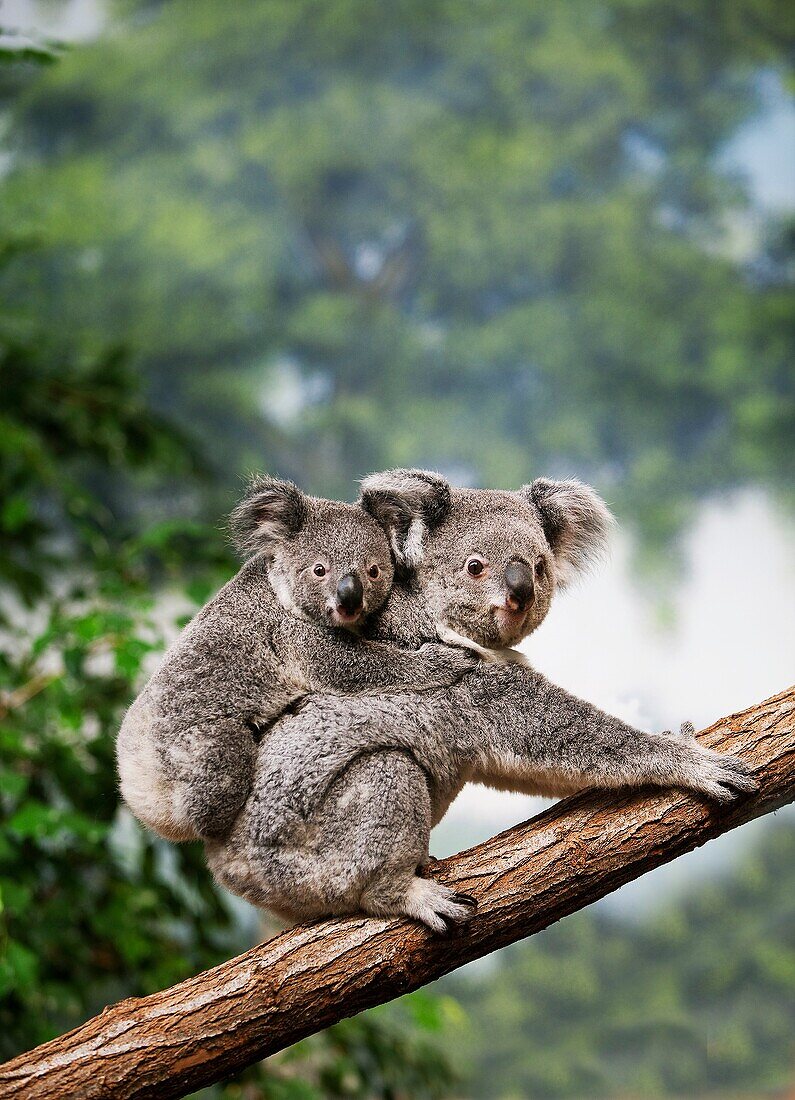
<box><xmin>0</xmin><ymin>1</ymin><xmax>793</xmax><ymax>1096</ymax></box>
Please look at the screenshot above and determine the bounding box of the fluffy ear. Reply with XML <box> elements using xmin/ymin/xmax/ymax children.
<box><xmin>522</xmin><ymin>478</ymin><xmax>614</xmax><ymax>585</ymax></box>
<box><xmin>360</xmin><ymin>468</ymin><xmax>451</xmax><ymax>569</ymax></box>
<box><xmin>229</xmin><ymin>474</ymin><xmax>308</xmax><ymax>557</ymax></box>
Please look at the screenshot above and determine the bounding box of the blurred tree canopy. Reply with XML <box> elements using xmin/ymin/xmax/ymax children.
<box><xmin>1</xmin><ymin>0</ymin><xmax>793</xmax><ymax>548</ymax></box>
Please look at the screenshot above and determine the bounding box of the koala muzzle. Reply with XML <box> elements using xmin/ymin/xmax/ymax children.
<box><xmin>336</xmin><ymin>572</ymin><xmax>364</xmax><ymax>615</ymax></box>
<box><xmin>504</xmin><ymin>561</ymin><xmax>535</xmax><ymax>613</ymax></box>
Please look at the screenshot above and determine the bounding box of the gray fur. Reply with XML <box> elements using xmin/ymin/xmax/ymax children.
<box><xmin>523</xmin><ymin>477</ymin><xmax>614</xmax><ymax>586</ymax></box>
<box><xmin>229</xmin><ymin>474</ymin><xmax>309</xmax><ymax>557</ymax></box>
<box><xmin>116</xmin><ymin>475</ymin><xmax>474</xmax><ymax>843</ymax></box>
<box><xmin>206</xmin><ymin>469</ymin><xmax>758</xmax><ymax>933</ymax></box>
<box><xmin>361</xmin><ymin>468</ymin><xmax>452</xmax><ymax>570</ymax></box>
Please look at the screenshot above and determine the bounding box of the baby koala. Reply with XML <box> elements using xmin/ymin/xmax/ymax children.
<box><xmin>116</xmin><ymin>475</ymin><xmax>473</xmax><ymax>843</ymax></box>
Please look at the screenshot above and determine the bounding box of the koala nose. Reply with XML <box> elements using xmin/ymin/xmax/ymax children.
<box><xmin>336</xmin><ymin>572</ymin><xmax>364</xmax><ymax>615</ymax></box>
<box><xmin>504</xmin><ymin>561</ymin><xmax>535</xmax><ymax>613</ymax></box>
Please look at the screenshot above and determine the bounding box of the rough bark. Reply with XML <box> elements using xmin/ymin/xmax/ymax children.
<box><xmin>1</xmin><ymin>686</ymin><xmax>793</xmax><ymax>1100</ymax></box>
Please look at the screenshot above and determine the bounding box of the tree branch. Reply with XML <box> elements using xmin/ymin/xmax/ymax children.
<box><xmin>1</xmin><ymin>686</ymin><xmax>793</xmax><ymax>1100</ymax></box>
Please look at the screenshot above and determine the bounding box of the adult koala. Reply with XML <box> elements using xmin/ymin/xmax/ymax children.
<box><xmin>206</xmin><ymin>470</ymin><xmax>757</xmax><ymax>933</ymax></box>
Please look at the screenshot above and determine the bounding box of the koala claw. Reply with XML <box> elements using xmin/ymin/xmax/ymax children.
<box><xmin>659</xmin><ymin>723</ymin><xmax>757</xmax><ymax>802</ymax></box>
<box><xmin>438</xmin><ymin>917</ymin><xmax>455</xmax><ymax>938</ymax></box>
<box><xmin>439</xmin><ymin>912</ymin><xmax>474</xmax><ymax>937</ymax></box>
<box><xmin>450</xmin><ymin>892</ymin><xmax>478</xmax><ymax>909</ymax></box>
<box><xmin>404</xmin><ymin>877</ymin><xmax>478</xmax><ymax>935</ymax></box>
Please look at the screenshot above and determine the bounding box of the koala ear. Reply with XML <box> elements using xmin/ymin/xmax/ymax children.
<box><xmin>360</xmin><ymin>468</ymin><xmax>452</xmax><ymax>569</ymax></box>
<box><xmin>522</xmin><ymin>478</ymin><xmax>614</xmax><ymax>585</ymax></box>
<box><xmin>229</xmin><ymin>475</ymin><xmax>308</xmax><ymax>558</ymax></box>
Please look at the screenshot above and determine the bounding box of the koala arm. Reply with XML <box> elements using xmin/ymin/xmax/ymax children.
<box><xmin>461</xmin><ymin>663</ymin><xmax>758</xmax><ymax>802</ymax></box>
<box><xmin>288</xmin><ymin>619</ymin><xmax>475</xmax><ymax>694</ymax></box>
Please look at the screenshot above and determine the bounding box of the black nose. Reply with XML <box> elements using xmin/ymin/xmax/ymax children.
<box><xmin>336</xmin><ymin>572</ymin><xmax>364</xmax><ymax>614</ymax></box>
<box><xmin>504</xmin><ymin>561</ymin><xmax>535</xmax><ymax>613</ymax></box>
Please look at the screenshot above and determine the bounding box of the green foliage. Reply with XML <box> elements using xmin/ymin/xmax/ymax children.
<box><xmin>447</xmin><ymin>821</ymin><xmax>795</xmax><ymax>1098</ymax></box>
<box><xmin>0</xmin><ymin>338</ymin><xmax>216</xmax><ymax>603</ymax></box>
<box><xmin>0</xmin><ymin>230</ymin><xmax>239</xmax><ymax>1053</ymax></box>
<box><xmin>0</xmin><ymin>592</ymin><xmax>239</xmax><ymax>1053</ymax></box>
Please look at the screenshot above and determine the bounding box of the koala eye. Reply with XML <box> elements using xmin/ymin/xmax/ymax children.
<box><xmin>368</xmin><ymin>564</ymin><xmax>381</xmax><ymax>579</ymax></box>
<box><xmin>312</xmin><ymin>562</ymin><xmax>327</xmax><ymax>578</ymax></box>
<box><xmin>466</xmin><ymin>556</ymin><xmax>487</xmax><ymax>578</ymax></box>
<box><xmin>535</xmin><ymin>559</ymin><xmax>546</xmax><ymax>580</ymax></box>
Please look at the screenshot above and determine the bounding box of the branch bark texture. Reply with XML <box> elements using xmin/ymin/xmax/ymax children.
<box><xmin>1</xmin><ymin>686</ymin><xmax>793</xmax><ymax>1099</ymax></box>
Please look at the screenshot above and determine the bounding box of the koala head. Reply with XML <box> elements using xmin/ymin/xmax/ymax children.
<box><xmin>231</xmin><ymin>475</ymin><xmax>394</xmax><ymax>630</ymax></box>
<box><xmin>361</xmin><ymin>468</ymin><xmax>612</xmax><ymax>649</ymax></box>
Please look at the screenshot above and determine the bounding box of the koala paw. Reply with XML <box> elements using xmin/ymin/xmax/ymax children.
<box><xmin>679</xmin><ymin>742</ymin><xmax>759</xmax><ymax>803</ymax></box>
<box><xmin>403</xmin><ymin>877</ymin><xmax>478</xmax><ymax>936</ymax></box>
<box><xmin>418</xmin><ymin>642</ymin><xmax>478</xmax><ymax>684</ymax></box>
<box><xmin>668</xmin><ymin>720</ymin><xmax>696</xmax><ymax>742</ymax></box>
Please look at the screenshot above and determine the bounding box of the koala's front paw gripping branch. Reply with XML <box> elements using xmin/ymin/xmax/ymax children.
<box><xmin>1</xmin><ymin>687</ymin><xmax>793</xmax><ymax>1100</ymax></box>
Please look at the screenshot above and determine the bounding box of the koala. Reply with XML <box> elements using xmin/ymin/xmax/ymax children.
<box><xmin>116</xmin><ymin>475</ymin><xmax>474</xmax><ymax>844</ymax></box>
<box><xmin>205</xmin><ymin>469</ymin><xmax>758</xmax><ymax>934</ymax></box>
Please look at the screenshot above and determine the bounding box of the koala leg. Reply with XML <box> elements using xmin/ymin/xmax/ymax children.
<box><xmin>345</xmin><ymin>753</ymin><xmax>476</xmax><ymax>934</ymax></box>
<box><xmin>209</xmin><ymin>749</ymin><xmax>476</xmax><ymax>934</ymax></box>
<box><xmin>312</xmin><ymin>749</ymin><xmax>475</xmax><ymax>934</ymax></box>
<box><xmin>118</xmin><ymin>709</ymin><xmax>257</xmax><ymax>841</ymax></box>
<box><xmin>174</xmin><ymin>718</ymin><xmax>259</xmax><ymax>838</ymax></box>
<box><xmin>466</xmin><ymin>667</ymin><xmax>758</xmax><ymax>803</ymax></box>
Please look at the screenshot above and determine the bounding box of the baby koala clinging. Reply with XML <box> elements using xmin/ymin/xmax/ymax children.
<box><xmin>116</xmin><ymin>475</ymin><xmax>473</xmax><ymax>845</ymax></box>
<box><xmin>236</xmin><ymin>477</ymin><xmax>392</xmax><ymax>632</ymax></box>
